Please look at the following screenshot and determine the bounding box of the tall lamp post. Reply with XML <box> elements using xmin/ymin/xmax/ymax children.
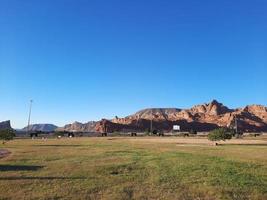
<box><xmin>27</xmin><ymin>100</ymin><xmax>33</xmax><ymax>135</ymax></box>
<box><xmin>235</xmin><ymin>115</ymin><xmax>239</xmax><ymax>138</ymax></box>
<box><xmin>150</xmin><ymin>109</ymin><xmax>153</xmax><ymax>134</ymax></box>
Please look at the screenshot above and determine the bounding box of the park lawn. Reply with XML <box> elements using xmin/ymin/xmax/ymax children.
<box><xmin>0</xmin><ymin>137</ymin><xmax>266</xmax><ymax>200</ymax></box>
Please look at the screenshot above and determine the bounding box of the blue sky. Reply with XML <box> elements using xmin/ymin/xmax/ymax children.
<box><xmin>0</xmin><ymin>0</ymin><xmax>266</xmax><ymax>128</ymax></box>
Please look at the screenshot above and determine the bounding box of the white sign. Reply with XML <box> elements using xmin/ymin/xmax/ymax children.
<box><xmin>173</xmin><ymin>125</ymin><xmax>180</xmax><ymax>131</ymax></box>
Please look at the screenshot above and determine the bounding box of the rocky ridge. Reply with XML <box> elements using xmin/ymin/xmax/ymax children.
<box><xmin>57</xmin><ymin>100</ymin><xmax>267</xmax><ymax>133</ymax></box>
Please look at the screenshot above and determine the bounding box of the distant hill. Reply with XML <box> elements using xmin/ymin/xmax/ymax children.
<box><xmin>0</xmin><ymin>120</ymin><xmax>12</xmax><ymax>130</ymax></box>
<box><xmin>56</xmin><ymin>121</ymin><xmax>97</xmax><ymax>132</ymax></box>
<box><xmin>22</xmin><ymin>124</ymin><xmax>58</xmax><ymax>132</ymax></box>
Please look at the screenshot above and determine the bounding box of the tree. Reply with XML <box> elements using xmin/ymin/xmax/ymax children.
<box><xmin>0</xmin><ymin>129</ymin><xmax>15</xmax><ymax>144</ymax></box>
<box><xmin>208</xmin><ymin>128</ymin><xmax>232</xmax><ymax>145</ymax></box>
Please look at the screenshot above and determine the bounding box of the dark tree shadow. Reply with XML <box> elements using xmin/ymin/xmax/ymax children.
<box><xmin>0</xmin><ymin>176</ymin><xmax>86</xmax><ymax>180</ymax></box>
<box><xmin>32</xmin><ymin>145</ymin><xmax>84</xmax><ymax>147</ymax></box>
<box><xmin>0</xmin><ymin>149</ymin><xmax>11</xmax><ymax>159</ymax></box>
<box><xmin>221</xmin><ymin>144</ymin><xmax>267</xmax><ymax>147</ymax></box>
<box><xmin>0</xmin><ymin>165</ymin><xmax>43</xmax><ymax>171</ymax></box>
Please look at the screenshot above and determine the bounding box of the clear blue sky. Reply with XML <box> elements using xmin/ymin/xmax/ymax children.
<box><xmin>0</xmin><ymin>0</ymin><xmax>266</xmax><ymax>128</ymax></box>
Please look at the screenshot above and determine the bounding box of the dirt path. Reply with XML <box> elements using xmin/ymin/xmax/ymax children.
<box><xmin>0</xmin><ymin>149</ymin><xmax>11</xmax><ymax>159</ymax></box>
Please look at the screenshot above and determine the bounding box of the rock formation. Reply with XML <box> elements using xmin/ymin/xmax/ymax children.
<box><xmin>58</xmin><ymin>100</ymin><xmax>267</xmax><ymax>133</ymax></box>
<box><xmin>0</xmin><ymin>120</ymin><xmax>12</xmax><ymax>130</ymax></box>
<box><xmin>56</xmin><ymin>121</ymin><xmax>97</xmax><ymax>132</ymax></box>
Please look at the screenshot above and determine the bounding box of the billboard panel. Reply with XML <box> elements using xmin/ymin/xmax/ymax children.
<box><xmin>173</xmin><ymin>125</ymin><xmax>180</xmax><ymax>131</ymax></box>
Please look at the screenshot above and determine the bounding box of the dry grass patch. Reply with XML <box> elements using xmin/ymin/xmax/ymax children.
<box><xmin>0</xmin><ymin>137</ymin><xmax>266</xmax><ymax>200</ymax></box>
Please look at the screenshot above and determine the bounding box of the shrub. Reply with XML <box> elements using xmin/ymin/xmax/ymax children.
<box><xmin>30</xmin><ymin>132</ymin><xmax>38</xmax><ymax>138</ymax></box>
<box><xmin>54</xmin><ymin>131</ymin><xmax>65</xmax><ymax>137</ymax></box>
<box><xmin>183</xmin><ymin>133</ymin><xmax>189</xmax><ymax>137</ymax></box>
<box><xmin>145</xmin><ymin>129</ymin><xmax>150</xmax><ymax>135</ymax></box>
<box><xmin>131</xmin><ymin>132</ymin><xmax>137</xmax><ymax>137</ymax></box>
<box><xmin>189</xmin><ymin>129</ymin><xmax>197</xmax><ymax>135</ymax></box>
<box><xmin>0</xmin><ymin>129</ymin><xmax>15</xmax><ymax>144</ymax></box>
<box><xmin>208</xmin><ymin>128</ymin><xmax>232</xmax><ymax>142</ymax></box>
<box><xmin>158</xmin><ymin>131</ymin><xmax>164</xmax><ymax>136</ymax></box>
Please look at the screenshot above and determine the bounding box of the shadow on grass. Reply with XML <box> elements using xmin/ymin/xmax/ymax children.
<box><xmin>220</xmin><ymin>144</ymin><xmax>267</xmax><ymax>147</ymax></box>
<box><xmin>0</xmin><ymin>149</ymin><xmax>11</xmax><ymax>159</ymax></box>
<box><xmin>0</xmin><ymin>176</ymin><xmax>86</xmax><ymax>180</ymax></box>
<box><xmin>0</xmin><ymin>165</ymin><xmax>43</xmax><ymax>171</ymax></box>
<box><xmin>31</xmin><ymin>145</ymin><xmax>84</xmax><ymax>147</ymax></box>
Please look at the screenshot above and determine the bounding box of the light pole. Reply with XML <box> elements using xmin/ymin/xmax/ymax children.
<box><xmin>150</xmin><ymin>109</ymin><xmax>153</xmax><ymax>134</ymax></box>
<box><xmin>27</xmin><ymin>100</ymin><xmax>33</xmax><ymax>134</ymax></box>
<box><xmin>235</xmin><ymin>115</ymin><xmax>239</xmax><ymax>138</ymax></box>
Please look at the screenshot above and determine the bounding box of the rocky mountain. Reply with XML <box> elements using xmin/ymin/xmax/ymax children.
<box><xmin>0</xmin><ymin>120</ymin><xmax>12</xmax><ymax>130</ymax></box>
<box><xmin>56</xmin><ymin>121</ymin><xmax>97</xmax><ymax>132</ymax></box>
<box><xmin>58</xmin><ymin>100</ymin><xmax>267</xmax><ymax>133</ymax></box>
<box><xmin>112</xmin><ymin>108</ymin><xmax>182</xmax><ymax>123</ymax></box>
<box><xmin>22</xmin><ymin>124</ymin><xmax>58</xmax><ymax>132</ymax></box>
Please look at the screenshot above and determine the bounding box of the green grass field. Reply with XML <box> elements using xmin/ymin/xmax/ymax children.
<box><xmin>0</xmin><ymin>137</ymin><xmax>267</xmax><ymax>200</ymax></box>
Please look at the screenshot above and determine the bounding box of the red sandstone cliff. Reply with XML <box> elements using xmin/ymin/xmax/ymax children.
<box><xmin>58</xmin><ymin>100</ymin><xmax>267</xmax><ymax>133</ymax></box>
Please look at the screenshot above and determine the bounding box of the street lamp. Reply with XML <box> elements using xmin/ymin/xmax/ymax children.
<box><xmin>150</xmin><ymin>109</ymin><xmax>153</xmax><ymax>134</ymax></box>
<box><xmin>27</xmin><ymin>100</ymin><xmax>33</xmax><ymax>134</ymax></box>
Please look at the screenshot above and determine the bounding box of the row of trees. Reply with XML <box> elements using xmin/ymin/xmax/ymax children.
<box><xmin>0</xmin><ymin>127</ymin><xmax>237</xmax><ymax>144</ymax></box>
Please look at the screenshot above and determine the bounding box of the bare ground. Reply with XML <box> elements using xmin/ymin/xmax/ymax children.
<box><xmin>0</xmin><ymin>149</ymin><xmax>10</xmax><ymax>159</ymax></box>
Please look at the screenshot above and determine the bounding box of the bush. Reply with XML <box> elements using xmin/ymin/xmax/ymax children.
<box><xmin>54</xmin><ymin>131</ymin><xmax>65</xmax><ymax>137</ymax></box>
<box><xmin>208</xmin><ymin>128</ymin><xmax>232</xmax><ymax>142</ymax></box>
<box><xmin>30</xmin><ymin>132</ymin><xmax>38</xmax><ymax>138</ymax></box>
<box><xmin>0</xmin><ymin>129</ymin><xmax>15</xmax><ymax>144</ymax></box>
<box><xmin>189</xmin><ymin>129</ymin><xmax>197</xmax><ymax>135</ymax></box>
<box><xmin>158</xmin><ymin>131</ymin><xmax>164</xmax><ymax>136</ymax></box>
<box><xmin>131</xmin><ymin>132</ymin><xmax>137</xmax><ymax>137</ymax></box>
<box><xmin>183</xmin><ymin>133</ymin><xmax>189</xmax><ymax>137</ymax></box>
<box><xmin>145</xmin><ymin>129</ymin><xmax>150</xmax><ymax>135</ymax></box>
